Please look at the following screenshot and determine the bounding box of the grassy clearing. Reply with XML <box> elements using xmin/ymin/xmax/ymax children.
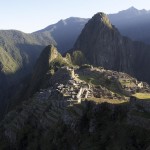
<box><xmin>78</xmin><ymin>74</ymin><xmax>124</xmax><ymax>97</ymax></box>
<box><xmin>85</xmin><ymin>97</ymin><xmax>127</xmax><ymax>104</ymax></box>
<box><xmin>78</xmin><ymin>74</ymin><xmax>101</xmax><ymax>85</ymax></box>
<box><xmin>133</xmin><ymin>93</ymin><xmax>150</xmax><ymax>100</ymax></box>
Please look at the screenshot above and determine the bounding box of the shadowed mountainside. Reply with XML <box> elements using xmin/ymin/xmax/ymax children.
<box><xmin>0</xmin><ymin>30</ymin><xmax>55</xmax><ymax>119</ymax></box>
<box><xmin>34</xmin><ymin>17</ymin><xmax>89</xmax><ymax>53</ymax></box>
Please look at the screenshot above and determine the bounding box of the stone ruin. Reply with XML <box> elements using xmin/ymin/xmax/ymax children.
<box><xmin>55</xmin><ymin>79</ymin><xmax>93</xmax><ymax>106</ymax></box>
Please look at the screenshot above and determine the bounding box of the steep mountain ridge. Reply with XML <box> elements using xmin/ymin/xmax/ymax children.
<box><xmin>35</xmin><ymin>17</ymin><xmax>89</xmax><ymax>53</ymax></box>
<box><xmin>72</xmin><ymin>12</ymin><xmax>150</xmax><ymax>84</ymax></box>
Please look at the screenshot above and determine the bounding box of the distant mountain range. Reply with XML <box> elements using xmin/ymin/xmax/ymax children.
<box><xmin>109</xmin><ymin>7</ymin><xmax>150</xmax><ymax>44</ymax></box>
<box><xmin>34</xmin><ymin>17</ymin><xmax>89</xmax><ymax>53</ymax></box>
<box><xmin>35</xmin><ymin>6</ymin><xmax>150</xmax><ymax>53</ymax></box>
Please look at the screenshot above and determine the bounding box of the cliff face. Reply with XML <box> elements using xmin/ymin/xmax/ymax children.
<box><xmin>73</xmin><ymin>12</ymin><xmax>150</xmax><ymax>83</ymax></box>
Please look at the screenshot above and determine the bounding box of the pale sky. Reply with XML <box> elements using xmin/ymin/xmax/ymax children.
<box><xmin>0</xmin><ymin>0</ymin><xmax>150</xmax><ymax>33</ymax></box>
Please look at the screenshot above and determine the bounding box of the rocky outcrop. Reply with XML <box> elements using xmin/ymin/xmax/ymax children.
<box><xmin>72</xmin><ymin>12</ymin><xmax>150</xmax><ymax>83</ymax></box>
<box><xmin>26</xmin><ymin>45</ymin><xmax>66</xmax><ymax>97</ymax></box>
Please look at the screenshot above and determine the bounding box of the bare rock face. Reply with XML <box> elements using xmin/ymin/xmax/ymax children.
<box><xmin>73</xmin><ymin>12</ymin><xmax>150</xmax><ymax>83</ymax></box>
<box><xmin>48</xmin><ymin>44</ymin><xmax>59</xmax><ymax>62</ymax></box>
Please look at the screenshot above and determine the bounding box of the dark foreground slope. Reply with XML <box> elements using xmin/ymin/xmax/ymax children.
<box><xmin>71</xmin><ymin>12</ymin><xmax>150</xmax><ymax>83</ymax></box>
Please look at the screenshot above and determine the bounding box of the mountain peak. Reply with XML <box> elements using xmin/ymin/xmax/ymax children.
<box><xmin>92</xmin><ymin>12</ymin><xmax>112</xmax><ymax>29</ymax></box>
<box><xmin>118</xmin><ymin>6</ymin><xmax>148</xmax><ymax>16</ymax></box>
<box><xmin>57</xmin><ymin>19</ymin><xmax>67</xmax><ymax>26</ymax></box>
<box><xmin>128</xmin><ymin>6</ymin><xmax>138</xmax><ymax>11</ymax></box>
<box><xmin>93</xmin><ymin>12</ymin><xmax>106</xmax><ymax>18</ymax></box>
<box><xmin>42</xmin><ymin>44</ymin><xmax>59</xmax><ymax>62</ymax></box>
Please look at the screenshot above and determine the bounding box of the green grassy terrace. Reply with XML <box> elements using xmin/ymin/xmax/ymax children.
<box><xmin>133</xmin><ymin>93</ymin><xmax>150</xmax><ymax>100</ymax></box>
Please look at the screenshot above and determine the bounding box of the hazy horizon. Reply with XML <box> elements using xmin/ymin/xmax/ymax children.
<box><xmin>0</xmin><ymin>0</ymin><xmax>150</xmax><ymax>33</ymax></box>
